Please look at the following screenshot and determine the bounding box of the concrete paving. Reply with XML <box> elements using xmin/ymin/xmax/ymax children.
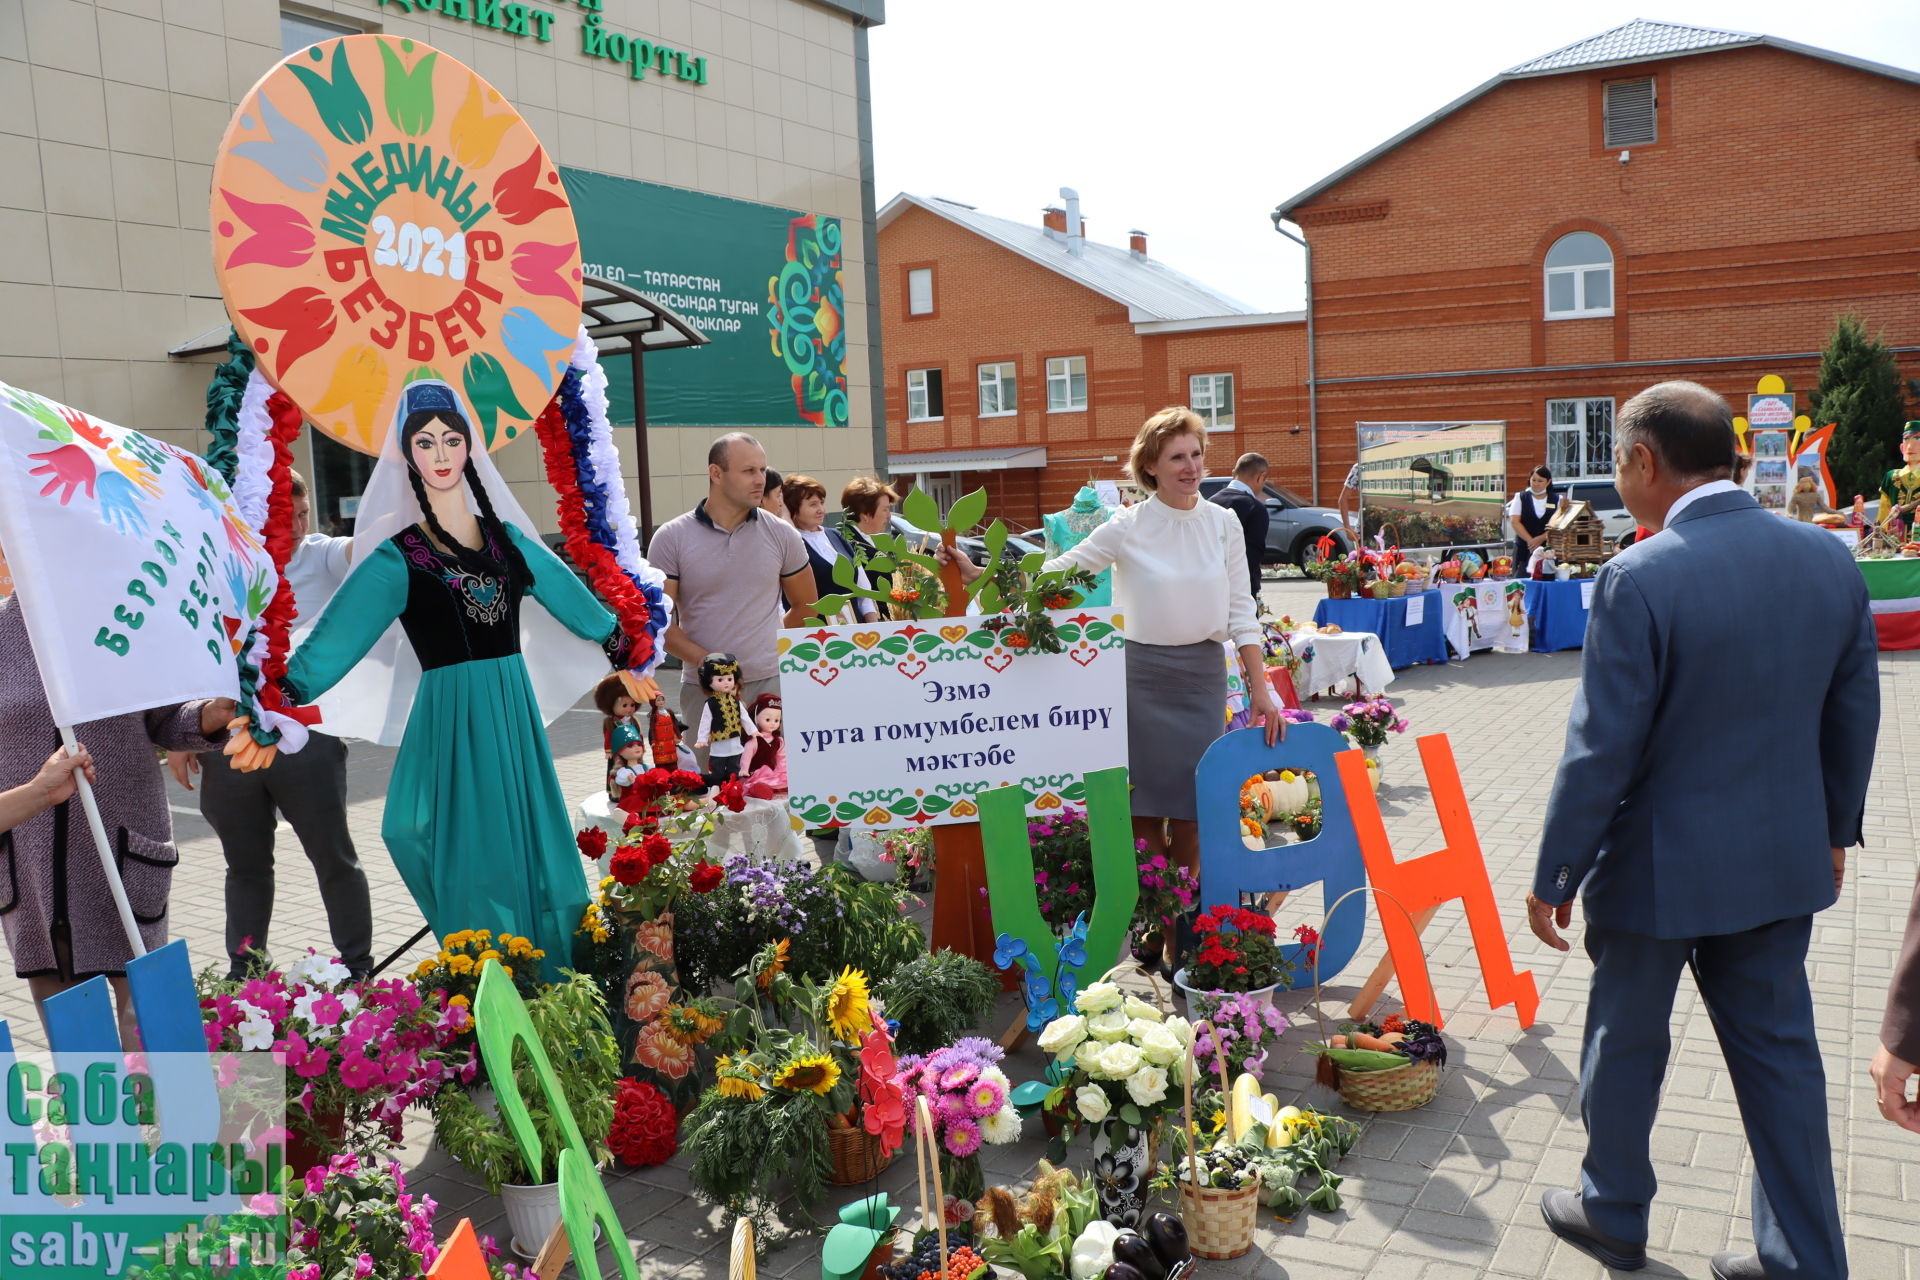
<box><xmin>3</xmin><ymin>570</ymin><xmax>1916</xmax><ymax>1279</ymax></box>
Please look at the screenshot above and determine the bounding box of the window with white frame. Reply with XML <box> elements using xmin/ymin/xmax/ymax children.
<box><xmin>906</xmin><ymin>368</ymin><xmax>943</xmax><ymax>422</ymax></box>
<box><xmin>1189</xmin><ymin>373</ymin><xmax>1235</xmax><ymax>431</ymax></box>
<box><xmin>907</xmin><ymin>268</ymin><xmax>934</xmax><ymax>316</ymax></box>
<box><xmin>1544</xmin><ymin>232</ymin><xmax>1613</xmax><ymax>318</ymax></box>
<box><xmin>1547</xmin><ymin>398</ymin><xmax>1616</xmax><ymax>477</ymax></box>
<box><xmin>977</xmin><ymin>362</ymin><xmax>1016</xmax><ymax>417</ymax></box>
<box><xmin>1046</xmin><ymin>356</ymin><xmax>1087</xmax><ymax>412</ymax></box>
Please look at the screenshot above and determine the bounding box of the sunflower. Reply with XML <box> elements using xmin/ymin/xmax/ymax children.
<box><xmin>772</xmin><ymin>1053</ymin><xmax>841</xmax><ymax>1096</ymax></box>
<box><xmin>826</xmin><ymin>967</ymin><xmax>871</xmax><ymax>1042</ymax></box>
<box><xmin>715</xmin><ymin>1055</ymin><xmax>765</xmax><ymax>1101</ymax></box>
<box><xmin>756</xmin><ymin>938</ymin><xmax>792</xmax><ymax>992</ymax></box>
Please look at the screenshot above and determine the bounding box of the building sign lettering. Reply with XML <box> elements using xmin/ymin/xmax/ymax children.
<box><xmin>371</xmin><ymin>0</ymin><xmax>710</xmax><ymax>85</ymax></box>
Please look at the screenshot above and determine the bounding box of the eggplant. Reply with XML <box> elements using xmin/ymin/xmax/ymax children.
<box><xmin>1105</xmin><ymin>1262</ymin><xmax>1149</xmax><ymax>1280</ymax></box>
<box><xmin>1111</xmin><ymin>1233</ymin><xmax>1166</xmax><ymax>1280</ymax></box>
<box><xmin>1144</xmin><ymin>1214</ymin><xmax>1189</xmax><ymax>1267</ymax></box>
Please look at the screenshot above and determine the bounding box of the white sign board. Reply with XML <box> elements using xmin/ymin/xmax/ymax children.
<box><xmin>0</xmin><ymin>382</ymin><xmax>278</xmax><ymax>725</ymax></box>
<box><xmin>1829</xmin><ymin>527</ymin><xmax>1861</xmax><ymax>549</ymax></box>
<box><xmin>1403</xmin><ymin>593</ymin><xmax>1425</xmax><ymax>627</ymax></box>
<box><xmin>780</xmin><ymin>608</ymin><xmax>1128</xmax><ymax>828</ymax></box>
<box><xmin>1580</xmin><ymin>580</ymin><xmax>1597</xmax><ymax>610</ymax></box>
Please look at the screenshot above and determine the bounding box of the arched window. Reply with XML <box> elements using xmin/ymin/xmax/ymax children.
<box><xmin>1544</xmin><ymin>231</ymin><xmax>1613</xmax><ymax>318</ymax></box>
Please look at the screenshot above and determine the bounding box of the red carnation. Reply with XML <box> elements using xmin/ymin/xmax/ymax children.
<box><xmin>577</xmin><ymin>828</ymin><xmax>608</xmax><ymax>860</ymax></box>
<box><xmin>608</xmin><ymin>1079</ymin><xmax>678</xmax><ymax>1167</ymax></box>
<box><xmin>642</xmin><ymin>832</ymin><xmax>673</xmax><ymax>867</ymax></box>
<box><xmin>609</xmin><ymin>847</ymin><xmax>649</xmax><ymax>886</ymax></box>
<box><xmin>689</xmin><ymin>861</ymin><xmax>724</xmax><ymax>894</ymax></box>
<box><xmin>670</xmin><ymin>770</ymin><xmax>705</xmax><ymax>793</ymax></box>
<box><xmin>717</xmin><ymin>778</ymin><xmax>746</xmax><ymax>812</ymax></box>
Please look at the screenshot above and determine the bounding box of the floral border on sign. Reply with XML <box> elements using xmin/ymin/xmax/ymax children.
<box><xmin>778</xmin><ymin>612</ymin><xmax>1124</xmax><ymax>684</ymax></box>
<box><xmin>791</xmin><ymin>771</ymin><xmax>1090</xmax><ymax>829</ymax></box>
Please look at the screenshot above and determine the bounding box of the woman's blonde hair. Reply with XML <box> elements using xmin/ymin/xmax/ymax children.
<box><xmin>1127</xmin><ymin>407</ymin><xmax>1207</xmax><ymax>490</ymax></box>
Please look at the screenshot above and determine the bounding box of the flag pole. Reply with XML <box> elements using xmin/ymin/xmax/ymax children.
<box><xmin>57</xmin><ymin>725</ymin><xmax>146</xmax><ymax>959</ymax></box>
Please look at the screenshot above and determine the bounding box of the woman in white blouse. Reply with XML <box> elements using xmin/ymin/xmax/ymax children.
<box><xmin>1026</xmin><ymin>408</ymin><xmax>1280</xmax><ymax>892</ymax></box>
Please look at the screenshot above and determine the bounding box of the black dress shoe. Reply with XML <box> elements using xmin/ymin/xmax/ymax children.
<box><xmin>1539</xmin><ymin>1189</ymin><xmax>1647</xmax><ymax>1271</ymax></box>
<box><xmin>1709</xmin><ymin>1253</ymin><xmax>1765</xmax><ymax>1280</ymax></box>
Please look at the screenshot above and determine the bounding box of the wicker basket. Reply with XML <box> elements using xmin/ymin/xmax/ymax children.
<box><xmin>829</xmin><ymin>1124</ymin><xmax>893</xmax><ymax>1185</ymax></box>
<box><xmin>1179</xmin><ymin>1181</ymin><xmax>1260</xmax><ymax>1258</ymax></box>
<box><xmin>1332</xmin><ymin>1056</ymin><xmax>1439</xmax><ymax>1112</ymax></box>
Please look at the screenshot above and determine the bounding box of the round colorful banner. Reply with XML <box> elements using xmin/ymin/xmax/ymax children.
<box><xmin>211</xmin><ymin>35</ymin><xmax>583</xmax><ymax>455</ymax></box>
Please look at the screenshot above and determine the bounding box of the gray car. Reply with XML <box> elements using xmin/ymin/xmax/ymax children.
<box><xmin>1198</xmin><ymin>478</ymin><xmax>1354</xmax><ymax>566</ymax></box>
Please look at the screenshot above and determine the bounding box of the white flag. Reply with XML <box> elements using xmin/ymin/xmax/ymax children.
<box><xmin>0</xmin><ymin>381</ymin><xmax>279</xmax><ymax>726</ymax></box>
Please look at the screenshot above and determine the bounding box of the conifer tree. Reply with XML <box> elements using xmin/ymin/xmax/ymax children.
<box><xmin>1813</xmin><ymin>314</ymin><xmax>1908</xmax><ymax>506</ymax></box>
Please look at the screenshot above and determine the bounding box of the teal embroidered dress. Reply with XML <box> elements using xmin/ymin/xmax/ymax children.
<box><xmin>283</xmin><ymin>523</ymin><xmax>617</xmax><ymax>967</ymax></box>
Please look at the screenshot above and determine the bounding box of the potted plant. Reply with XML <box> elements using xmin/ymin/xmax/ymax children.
<box><xmin>411</xmin><ymin>928</ymin><xmax>546</xmax><ymax>1101</ymax></box>
<box><xmin>198</xmin><ymin>950</ymin><xmax>471</xmax><ymax>1175</ymax></box>
<box><xmin>431</xmin><ymin>971</ymin><xmax>620</xmax><ymax>1260</ymax></box>
<box><xmin>280</xmin><ymin>1153</ymin><xmax>523</xmax><ymax>1280</ymax></box>
<box><xmin>875</xmin><ymin>950</ymin><xmax>999</xmax><ymax>1056</ymax></box>
<box><xmin>1330</xmin><ymin>697</ymin><xmax>1408</xmax><ymax>783</ymax></box>
<box><xmin>1173</xmin><ymin>906</ymin><xmax>1295</xmax><ymax>1007</ymax></box>
<box><xmin>1033</xmin><ymin>981</ymin><xmax>1195</xmax><ymax>1227</ymax></box>
<box><xmin>1306</xmin><ymin>552</ymin><xmax>1368</xmax><ymax>599</ymax></box>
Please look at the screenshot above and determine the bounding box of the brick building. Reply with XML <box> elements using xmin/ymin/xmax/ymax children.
<box><xmin>877</xmin><ymin>20</ymin><xmax>1920</xmax><ymax>530</ymax></box>
<box><xmin>1277</xmin><ymin>18</ymin><xmax>1920</xmax><ymax>500</ymax></box>
<box><xmin>876</xmin><ymin>191</ymin><xmax>1307</xmax><ymax>529</ymax></box>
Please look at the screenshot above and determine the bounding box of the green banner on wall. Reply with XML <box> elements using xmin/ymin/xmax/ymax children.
<box><xmin>561</xmin><ymin>167</ymin><xmax>849</xmax><ymax>429</ymax></box>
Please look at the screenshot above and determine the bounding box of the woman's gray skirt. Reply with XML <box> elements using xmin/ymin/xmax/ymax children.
<box><xmin>1123</xmin><ymin>638</ymin><xmax>1225</xmax><ymax>822</ymax></box>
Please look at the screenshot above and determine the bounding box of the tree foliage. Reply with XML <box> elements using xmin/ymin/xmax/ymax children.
<box><xmin>1813</xmin><ymin>314</ymin><xmax>1908</xmax><ymax>505</ymax></box>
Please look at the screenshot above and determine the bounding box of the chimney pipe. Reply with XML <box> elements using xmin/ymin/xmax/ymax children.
<box><xmin>1129</xmin><ymin>229</ymin><xmax>1148</xmax><ymax>258</ymax></box>
<box><xmin>1041</xmin><ymin>205</ymin><xmax>1066</xmax><ymax>237</ymax></box>
<box><xmin>1059</xmin><ymin>186</ymin><xmax>1083</xmax><ymax>257</ymax></box>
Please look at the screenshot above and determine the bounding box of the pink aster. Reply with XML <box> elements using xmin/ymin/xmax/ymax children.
<box><xmin>943</xmin><ymin>1118</ymin><xmax>982</xmax><ymax>1158</ymax></box>
<box><xmin>939</xmin><ymin>1064</ymin><xmax>979</xmax><ymax>1092</ymax></box>
<box><xmin>967</xmin><ymin>1079</ymin><xmax>1006</xmax><ymax>1116</ymax></box>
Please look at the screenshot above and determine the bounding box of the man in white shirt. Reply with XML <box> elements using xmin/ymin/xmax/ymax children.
<box><xmin>169</xmin><ymin>471</ymin><xmax>373</xmax><ymax>980</ymax></box>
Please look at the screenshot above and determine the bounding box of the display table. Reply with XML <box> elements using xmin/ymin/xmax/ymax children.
<box><xmin>1523</xmin><ymin>579</ymin><xmax>1594</xmax><ymax>652</ymax></box>
<box><xmin>578</xmin><ymin>790</ymin><xmax>809</xmax><ymax>865</ymax></box>
<box><xmin>1288</xmin><ymin>629</ymin><xmax>1395</xmax><ymax>698</ymax></box>
<box><xmin>1860</xmin><ymin>557</ymin><xmax>1920</xmax><ymax>651</ymax></box>
<box><xmin>1434</xmin><ymin>579</ymin><xmax>1529</xmax><ymax>657</ymax></box>
<box><xmin>1311</xmin><ymin>589</ymin><xmax>1450</xmax><ymax>669</ymax></box>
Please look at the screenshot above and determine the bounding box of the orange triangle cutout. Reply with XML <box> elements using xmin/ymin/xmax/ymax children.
<box><xmin>429</xmin><ymin>1220</ymin><xmax>492</xmax><ymax>1280</ymax></box>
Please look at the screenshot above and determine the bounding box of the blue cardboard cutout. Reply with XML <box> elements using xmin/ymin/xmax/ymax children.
<box><xmin>1194</xmin><ymin>723</ymin><xmax>1368</xmax><ymax>987</ymax></box>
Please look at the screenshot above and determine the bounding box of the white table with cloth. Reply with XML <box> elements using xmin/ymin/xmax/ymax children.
<box><xmin>1435</xmin><ymin>579</ymin><xmax>1530</xmax><ymax>657</ymax></box>
<box><xmin>1288</xmin><ymin>628</ymin><xmax>1396</xmax><ymax>698</ymax></box>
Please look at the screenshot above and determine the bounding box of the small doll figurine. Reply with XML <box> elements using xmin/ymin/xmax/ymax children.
<box><xmin>647</xmin><ymin>691</ymin><xmax>679</xmax><ymax>770</ymax></box>
<box><xmin>740</xmin><ymin>693</ymin><xmax>786</xmax><ymax>800</ymax></box>
<box><xmin>594</xmin><ymin>672</ymin><xmax>639</xmax><ymax>762</ymax></box>
<box><xmin>607</xmin><ymin>721</ymin><xmax>649</xmax><ymax>810</ymax></box>
<box><xmin>694</xmin><ymin>652</ymin><xmax>745</xmax><ymax>786</ymax></box>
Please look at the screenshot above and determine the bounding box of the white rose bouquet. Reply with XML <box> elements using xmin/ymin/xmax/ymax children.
<box><xmin>1037</xmin><ymin>981</ymin><xmax>1194</xmax><ymax>1152</ymax></box>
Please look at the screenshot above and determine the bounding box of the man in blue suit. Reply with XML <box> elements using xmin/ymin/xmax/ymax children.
<box><xmin>1529</xmin><ymin>382</ymin><xmax>1879</xmax><ymax>1279</ymax></box>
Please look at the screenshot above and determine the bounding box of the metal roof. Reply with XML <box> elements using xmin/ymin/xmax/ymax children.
<box><xmin>1274</xmin><ymin>20</ymin><xmax>1920</xmax><ymax>220</ymax></box>
<box><xmin>1505</xmin><ymin>19</ymin><xmax>1758</xmax><ymax>75</ymax></box>
<box><xmin>886</xmin><ymin>446</ymin><xmax>1049</xmax><ymax>472</ymax></box>
<box><xmin>879</xmin><ymin>194</ymin><xmax>1258</xmax><ymax>322</ymax></box>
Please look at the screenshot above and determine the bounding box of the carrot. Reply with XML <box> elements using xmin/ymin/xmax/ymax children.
<box><xmin>1330</xmin><ymin>1034</ymin><xmax>1348</xmax><ymax>1048</ymax></box>
<box><xmin>1349</xmin><ymin>1032</ymin><xmax>1397</xmax><ymax>1053</ymax></box>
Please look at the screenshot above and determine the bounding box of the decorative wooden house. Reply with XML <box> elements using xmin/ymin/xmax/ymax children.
<box><xmin>1547</xmin><ymin>496</ymin><xmax>1607</xmax><ymax>564</ymax></box>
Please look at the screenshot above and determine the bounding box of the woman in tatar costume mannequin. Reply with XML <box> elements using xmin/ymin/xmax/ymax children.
<box><xmin>279</xmin><ymin>382</ymin><xmax>632</xmax><ymax>966</ymax></box>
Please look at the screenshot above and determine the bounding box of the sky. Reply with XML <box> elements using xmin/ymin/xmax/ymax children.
<box><xmin>869</xmin><ymin>1</ymin><xmax>1920</xmax><ymax>312</ymax></box>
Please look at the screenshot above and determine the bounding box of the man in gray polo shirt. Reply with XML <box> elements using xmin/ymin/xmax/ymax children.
<box><xmin>649</xmin><ymin>434</ymin><xmax>818</xmax><ymax>754</ymax></box>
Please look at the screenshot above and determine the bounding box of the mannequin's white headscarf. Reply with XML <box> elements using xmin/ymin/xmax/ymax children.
<box><xmin>296</xmin><ymin>380</ymin><xmax>608</xmax><ymax>745</ymax></box>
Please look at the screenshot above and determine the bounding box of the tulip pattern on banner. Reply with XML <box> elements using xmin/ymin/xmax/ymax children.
<box><xmin>766</xmin><ymin>214</ymin><xmax>849</xmax><ymax>430</ymax></box>
<box><xmin>0</xmin><ymin>383</ymin><xmax>280</xmax><ymax>727</ymax></box>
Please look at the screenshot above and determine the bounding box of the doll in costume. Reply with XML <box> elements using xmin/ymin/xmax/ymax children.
<box><xmin>594</xmin><ymin>672</ymin><xmax>639</xmax><ymax>763</ymax></box>
<box><xmin>1876</xmin><ymin>421</ymin><xmax>1920</xmax><ymax>539</ymax></box>
<box><xmin>740</xmin><ymin>693</ymin><xmax>787</xmax><ymax>799</ymax></box>
<box><xmin>281</xmin><ymin>382</ymin><xmax>634</xmax><ymax>968</ymax></box>
<box><xmin>647</xmin><ymin>691</ymin><xmax>680</xmax><ymax>770</ymax></box>
<box><xmin>693</xmin><ymin>652</ymin><xmax>745</xmax><ymax>786</ymax></box>
<box><xmin>608</xmin><ymin>721</ymin><xmax>650</xmax><ymax>810</ymax></box>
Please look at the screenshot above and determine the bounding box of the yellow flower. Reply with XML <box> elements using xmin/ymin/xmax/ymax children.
<box><xmin>446</xmin><ymin>931</ymin><xmax>468</xmax><ymax>948</ymax></box>
<box><xmin>772</xmin><ymin>1053</ymin><xmax>839</xmax><ymax>1096</ymax></box>
<box><xmin>413</xmin><ymin>960</ymin><xmax>435</xmax><ymax>979</ymax></box>
<box><xmin>479</xmin><ymin>949</ymin><xmax>502</xmax><ymax>963</ymax></box>
<box><xmin>716</xmin><ymin>1056</ymin><xmax>765</xmax><ymax>1101</ymax></box>
<box><xmin>502</xmin><ymin>964</ymin><xmax>513</xmax><ymax>979</ymax></box>
<box><xmin>533</xmin><ymin>949</ymin><xmax>546</xmax><ymax>959</ymax></box>
<box><xmin>449</xmin><ymin>955</ymin><xmax>475</xmax><ymax>976</ymax></box>
<box><xmin>826</xmin><ymin>967</ymin><xmax>871</xmax><ymax>1043</ymax></box>
<box><xmin>756</xmin><ymin>938</ymin><xmax>791</xmax><ymax>992</ymax></box>
<box><xmin>449</xmin><ymin>995</ymin><xmax>470</xmax><ymax>1009</ymax></box>
<box><xmin>508</xmin><ymin>938</ymin><xmax>531</xmax><ymax>958</ymax></box>
<box><xmin>599</xmin><ymin>876</ymin><xmax>615</xmax><ymax>890</ymax></box>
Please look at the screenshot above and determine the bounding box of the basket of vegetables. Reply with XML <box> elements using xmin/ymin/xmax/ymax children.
<box><xmin>1165</xmin><ymin>1022</ymin><xmax>1262</xmax><ymax>1258</ymax></box>
<box><xmin>1309</xmin><ymin>1015</ymin><xmax>1445</xmax><ymax>1112</ymax></box>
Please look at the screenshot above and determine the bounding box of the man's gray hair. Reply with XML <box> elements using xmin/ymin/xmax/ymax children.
<box><xmin>1614</xmin><ymin>381</ymin><xmax>1736</xmax><ymax>482</ymax></box>
<box><xmin>707</xmin><ymin>432</ymin><xmax>764</xmax><ymax>469</ymax></box>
